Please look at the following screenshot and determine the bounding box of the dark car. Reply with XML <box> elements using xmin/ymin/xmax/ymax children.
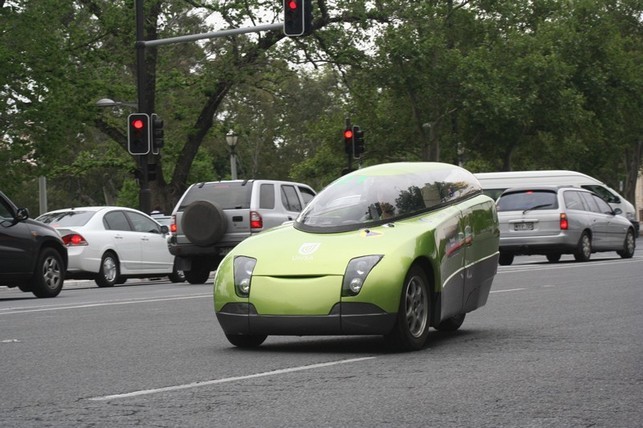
<box><xmin>0</xmin><ymin>191</ymin><xmax>68</xmax><ymax>297</ymax></box>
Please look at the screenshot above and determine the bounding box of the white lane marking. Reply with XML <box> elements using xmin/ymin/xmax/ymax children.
<box><xmin>89</xmin><ymin>357</ymin><xmax>376</xmax><ymax>401</ymax></box>
<box><xmin>0</xmin><ymin>294</ymin><xmax>212</xmax><ymax>315</ymax></box>
<box><xmin>490</xmin><ymin>288</ymin><xmax>525</xmax><ymax>293</ymax></box>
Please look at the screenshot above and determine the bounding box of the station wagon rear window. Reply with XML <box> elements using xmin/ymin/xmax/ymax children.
<box><xmin>497</xmin><ymin>190</ymin><xmax>559</xmax><ymax>212</ymax></box>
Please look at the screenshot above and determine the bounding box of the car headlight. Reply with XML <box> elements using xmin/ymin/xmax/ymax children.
<box><xmin>233</xmin><ymin>256</ymin><xmax>256</xmax><ymax>297</ymax></box>
<box><xmin>342</xmin><ymin>255</ymin><xmax>383</xmax><ymax>296</ymax></box>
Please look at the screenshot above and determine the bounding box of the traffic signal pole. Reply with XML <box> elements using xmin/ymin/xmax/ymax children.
<box><xmin>135</xmin><ymin>0</ymin><xmax>151</xmax><ymax>214</ymax></box>
<box><xmin>132</xmin><ymin>0</ymin><xmax>310</xmax><ymax>212</ymax></box>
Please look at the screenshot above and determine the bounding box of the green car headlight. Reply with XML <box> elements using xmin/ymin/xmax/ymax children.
<box><xmin>342</xmin><ymin>255</ymin><xmax>383</xmax><ymax>296</ymax></box>
<box><xmin>233</xmin><ymin>256</ymin><xmax>257</xmax><ymax>297</ymax></box>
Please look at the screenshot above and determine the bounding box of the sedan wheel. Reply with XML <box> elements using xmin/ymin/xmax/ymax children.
<box><xmin>30</xmin><ymin>248</ymin><xmax>65</xmax><ymax>298</ymax></box>
<box><xmin>385</xmin><ymin>265</ymin><xmax>430</xmax><ymax>351</ymax></box>
<box><xmin>95</xmin><ymin>252</ymin><xmax>120</xmax><ymax>287</ymax></box>
<box><xmin>617</xmin><ymin>230</ymin><xmax>635</xmax><ymax>259</ymax></box>
<box><xmin>574</xmin><ymin>232</ymin><xmax>592</xmax><ymax>262</ymax></box>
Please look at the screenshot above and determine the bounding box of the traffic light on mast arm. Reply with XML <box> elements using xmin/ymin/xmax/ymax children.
<box><xmin>283</xmin><ymin>0</ymin><xmax>312</xmax><ymax>36</ymax></box>
<box><xmin>344</xmin><ymin>127</ymin><xmax>354</xmax><ymax>155</ymax></box>
<box><xmin>127</xmin><ymin>113</ymin><xmax>151</xmax><ymax>155</ymax></box>
<box><xmin>151</xmin><ymin>113</ymin><xmax>164</xmax><ymax>155</ymax></box>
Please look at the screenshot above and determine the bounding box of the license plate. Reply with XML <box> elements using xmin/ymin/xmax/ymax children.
<box><xmin>514</xmin><ymin>222</ymin><xmax>534</xmax><ymax>231</ymax></box>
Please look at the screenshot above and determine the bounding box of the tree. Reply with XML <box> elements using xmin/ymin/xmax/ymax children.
<box><xmin>1</xmin><ymin>0</ymin><xmax>641</xmax><ymax>214</ymax></box>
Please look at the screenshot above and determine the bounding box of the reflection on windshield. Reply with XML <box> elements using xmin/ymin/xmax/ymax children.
<box><xmin>296</xmin><ymin>167</ymin><xmax>479</xmax><ymax>230</ymax></box>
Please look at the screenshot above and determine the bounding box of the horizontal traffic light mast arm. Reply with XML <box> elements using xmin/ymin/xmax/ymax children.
<box><xmin>139</xmin><ymin>23</ymin><xmax>283</xmax><ymax>48</ymax></box>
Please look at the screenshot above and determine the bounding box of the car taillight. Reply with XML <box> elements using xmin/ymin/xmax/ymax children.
<box><xmin>170</xmin><ymin>215</ymin><xmax>177</xmax><ymax>233</ymax></box>
<box><xmin>560</xmin><ymin>213</ymin><xmax>569</xmax><ymax>230</ymax></box>
<box><xmin>250</xmin><ymin>211</ymin><xmax>263</xmax><ymax>230</ymax></box>
<box><xmin>62</xmin><ymin>233</ymin><xmax>88</xmax><ymax>246</ymax></box>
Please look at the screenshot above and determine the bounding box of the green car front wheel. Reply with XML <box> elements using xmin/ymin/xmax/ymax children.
<box><xmin>385</xmin><ymin>264</ymin><xmax>430</xmax><ymax>352</ymax></box>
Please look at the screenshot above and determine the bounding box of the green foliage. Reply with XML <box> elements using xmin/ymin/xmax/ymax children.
<box><xmin>1</xmin><ymin>0</ymin><xmax>641</xmax><ymax>209</ymax></box>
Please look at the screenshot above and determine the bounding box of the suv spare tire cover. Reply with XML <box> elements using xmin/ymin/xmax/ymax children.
<box><xmin>182</xmin><ymin>201</ymin><xmax>227</xmax><ymax>246</ymax></box>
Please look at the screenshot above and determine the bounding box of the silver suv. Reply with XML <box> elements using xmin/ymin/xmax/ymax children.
<box><xmin>496</xmin><ymin>186</ymin><xmax>636</xmax><ymax>265</ymax></box>
<box><xmin>168</xmin><ymin>179</ymin><xmax>316</xmax><ymax>283</ymax></box>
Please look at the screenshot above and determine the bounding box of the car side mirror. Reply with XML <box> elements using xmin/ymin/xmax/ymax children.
<box><xmin>613</xmin><ymin>208</ymin><xmax>622</xmax><ymax>215</ymax></box>
<box><xmin>160</xmin><ymin>225</ymin><xmax>169</xmax><ymax>234</ymax></box>
<box><xmin>15</xmin><ymin>207</ymin><xmax>29</xmax><ymax>222</ymax></box>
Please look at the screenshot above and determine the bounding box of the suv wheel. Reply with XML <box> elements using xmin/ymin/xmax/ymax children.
<box><xmin>182</xmin><ymin>201</ymin><xmax>227</xmax><ymax>246</ymax></box>
<box><xmin>185</xmin><ymin>268</ymin><xmax>210</xmax><ymax>284</ymax></box>
<box><xmin>574</xmin><ymin>232</ymin><xmax>592</xmax><ymax>262</ymax></box>
<box><xmin>30</xmin><ymin>248</ymin><xmax>65</xmax><ymax>298</ymax></box>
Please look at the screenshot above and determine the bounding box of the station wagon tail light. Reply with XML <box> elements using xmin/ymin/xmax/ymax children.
<box><xmin>233</xmin><ymin>256</ymin><xmax>256</xmax><ymax>297</ymax></box>
<box><xmin>170</xmin><ymin>215</ymin><xmax>177</xmax><ymax>233</ymax></box>
<box><xmin>62</xmin><ymin>233</ymin><xmax>88</xmax><ymax>246</ymax></box>
<box><xmin>250</xmin><ymin>211</ymin><xmax>263</xmax><ymax>230</ymax></box>
<box><xmin>560</xmin><ymin>213</ymin><xmax>569</xmax><ymax>230</ymax></box>
<box><xmin>342</xmin><ymin>255</ymin><xmax>383</xmax><ymax>296</ymax></box>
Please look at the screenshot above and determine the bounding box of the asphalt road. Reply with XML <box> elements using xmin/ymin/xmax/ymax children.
<box><xmin>1</xmin><ymin>253</ymin><xmax>641</xmax><ymax>427</ymax></box>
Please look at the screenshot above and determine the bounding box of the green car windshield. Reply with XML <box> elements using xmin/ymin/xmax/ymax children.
<box><xmin>295</xmin><ymin>165</ymin><xmax>481</xmax><ymax>233</ymax></box>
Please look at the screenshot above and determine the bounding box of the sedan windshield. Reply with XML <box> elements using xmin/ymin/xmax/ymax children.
<box><xmin>296</xmin><ymin>166</ymin><xmax>480</xmax><ymax>232</ymax></box>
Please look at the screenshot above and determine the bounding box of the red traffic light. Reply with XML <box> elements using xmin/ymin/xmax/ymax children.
<box><xmin>344</xmin><ymin>129</ymin><xmax>353</xmax><ymax>139</ymax></box>
<box><xmin>283</xmin><ymin>0</ymin><xmax>311</xmax><ymax>37</ymax></box>
<box><xmin>132</xmin><ymin>119</ymin><xmax>145</xmax><ymax>130</ymax></box>
<box><xmin>127</xmin><ymin>113</ymin><xmax>151</xmax><ymax>155</ymax></box>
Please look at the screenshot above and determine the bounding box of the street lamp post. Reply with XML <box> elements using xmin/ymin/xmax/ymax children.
<box><xmin>226</xmin><ymin>130</ymin><xmax>239</xmax><ymax>180</ymax></box>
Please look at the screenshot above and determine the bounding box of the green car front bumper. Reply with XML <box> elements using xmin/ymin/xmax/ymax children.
<box><xmin>216</xmin><ymin>301</ymin><xmax>397</xmax><ymax>335</ymax></box>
